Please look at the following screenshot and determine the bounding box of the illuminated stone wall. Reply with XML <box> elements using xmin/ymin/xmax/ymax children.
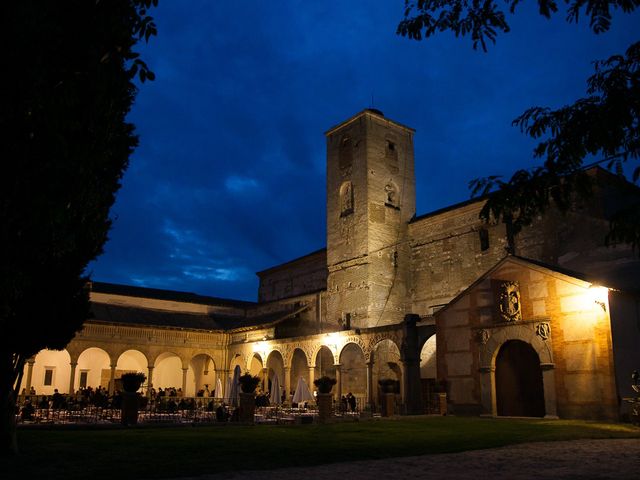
<box><xmin>436</xmin><ymin>256</ymin><xmax>619</xmax><ymax>420</ymax></box>
<box><xmin>325</xmin><ymin>110</ymin><xmax>415</xmax><ymax>329</ymax></box>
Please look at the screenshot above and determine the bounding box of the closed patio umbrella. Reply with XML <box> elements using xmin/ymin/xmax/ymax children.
<box><xmin>229</xmin><ymin>365</ymin><xmax>241</xmax><ymax>407</ymax></box>
<box><xmin>269</xmin><ymin>373</ymin><xmax>282</xmax><ymax>405</ymax></box>
<box><xmin>292</xmin><ymin>376</ymin><xmax>314</xmax><ymax>404</ymax></box>
<box><xmin>215</xmin><ymin>377</ymin><xmax>223</xmax><ymax>399</ymax></box>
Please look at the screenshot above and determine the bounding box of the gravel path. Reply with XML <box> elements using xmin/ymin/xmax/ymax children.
<box><xmin>181</xmin><ymin>439</ymin><xmax>640</xmax><ymax>480</ymax></box>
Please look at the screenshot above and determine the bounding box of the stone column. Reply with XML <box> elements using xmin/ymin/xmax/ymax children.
<box><xmin>308</xmin><ymin>366</ymin><xmax>315</xmax><ymax>392</ymax></box>
<box><xmin>365</xmin><ymin>361</ymin><xmax>374</xmax><ymax>408</ymax></box>
<box><xmin>479</xmin><ymin>366</ymin><xmax>495</xmax><ymax>416</ymax></box>
<box><xmin>181</xmin><ymin>367</ymin><xmax>188</xmax><ymax>395</ymax></box>
<box><xmin>335</xmin><ymin>364</ymin><xmax>342</xmax><ymax>401</ymax></box>
<box><xmin>108</xmin><ymin>365</ymin><xmax>117</xmax><ymax>395</ymax></box>
<box><xmin>68</xmin><ymin>362</ymin><xmax>77</xmax><ymax>394</ymax></box>
<box><xmin>24</xmin><ymin>359</ymin><xmax>35</xmax><ymax>394</ymax></box>
<box><xmin>147</xmin><ymin>365</ymin><xmax>154</xmax><ymax>396</ymax></box>
<box><xmin>283</xmin><ymin>367</ymin><xmax>291</xmax><ymax>403</ymax></box>
<box><xmin>262</xmin><ymin>367</ymin><xmax>269</xmax><ymax>393</ymax></box>
<box><xmin>540</xmin><ymin>363</ymin><xmax>558</xmax><ymax>418</ymax></box>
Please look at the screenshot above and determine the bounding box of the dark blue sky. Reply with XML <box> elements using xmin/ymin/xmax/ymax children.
<box><xmin>87</xmin><ymin>1</ymin><xmax>639</xmax><ymax>301</ymax></box>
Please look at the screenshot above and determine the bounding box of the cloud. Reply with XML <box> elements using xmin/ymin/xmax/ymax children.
<box><xmin>224</xmin><ymin>175</ymin><xmax>259</xmax><ymax>193</ymax></box>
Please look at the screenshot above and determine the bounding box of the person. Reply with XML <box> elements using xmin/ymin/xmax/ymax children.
<box><xmin>21</xmin><ymin>400</ymin><xmax>35</xmax><ymax>421</ymax></box>
<box><xmin>341</xmin><ymin>395</ymin><xmax>348</xmax><ymax>412</ymax></box>
<box><xmin>348</xmin><ymin>392</ymin><xmax>356</xmax><ymax>412</ymax></box>
<box><xmin>204</xmin><ymin>384</ymin><xmax>210</xmax><ymax>397</ymax></box>
<box><xmin>52</xmin><ymin>389</ymin><xmax>65</xmax><ymax>409</ymax></box>
<box><xmin>216</xmin><ymin>402</ymin><xmax>229</xmax><ymax>422</ymax></box>
<box><xmin>29</xmin><ymin>386</ymin><xmax>36</xmax><ymax>395</ymax></box>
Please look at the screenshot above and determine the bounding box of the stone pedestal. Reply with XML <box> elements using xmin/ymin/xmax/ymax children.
<box><xmin>317</xmin><ymin>393</ymin><xmax>333</xmax><ymax>423</ymax></box>
<box><xmin>382</xmin><ymin>393</ymin><xmax>395</xmax><ymax>417</ymax></box>
<box><xmin>121</xmin><ymin>392</ymin><xmax>139</xmax><ymax>426</ymax></box>
<box><xmin>438</xmin><ymin>393</ymin><xmax>447</xmax><ymax>416</ymax></box>
<box><xmin>239</xmin><ymin>392</ymin><xmax>256</xmax><ymax>424</ymax></box>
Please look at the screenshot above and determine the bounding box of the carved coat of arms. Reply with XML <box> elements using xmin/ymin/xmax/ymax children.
<box><xmin>498</xmin><ymin>281</ymin><xmax>522</xmax><ymax>322</ymax></box>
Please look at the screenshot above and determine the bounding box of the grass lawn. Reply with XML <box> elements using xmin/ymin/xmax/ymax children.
<box><xmin>5</xmin><ymin>416</ymin><xmax>639</xmax><ymax>479</ymax></box>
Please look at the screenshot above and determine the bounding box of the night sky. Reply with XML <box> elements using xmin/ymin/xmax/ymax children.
<box><xmin>87</xmin><ymin>1</ymin><xmax>640</xmax><ymax>301</ymax></box>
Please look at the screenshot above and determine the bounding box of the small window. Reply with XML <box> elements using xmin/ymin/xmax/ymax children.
<box><xmin>479</xmin><ymin>228</ymin><xmax>490</xmax><ymax>251</ymax></box>
<box><xmin>79</xmin><ymin>371</ymin><xmax>89</xmax><ymax>389</ymax></box>
<box><xmin>340</xmin><ymin>181</ymin><xmax>354</xmax><ymax>217</ymax></box>
<box><xmin>339</xmin><ymin>137</ymin><xmax>352</xmax><ymax>169</ymax></box>
<box><xmin>387</xmin><ymin>141</ymin><xmax>395</xmax><ymax>151</ymax></box>
<box><xmin>343</xmin><ymin>313</ymin><xmax>351</xmax><ymax>330</ymax></box>
<box><xmin>43</xmin><ymin>368</ymin><xmax>54</xmax><ymax>386</ymax></box>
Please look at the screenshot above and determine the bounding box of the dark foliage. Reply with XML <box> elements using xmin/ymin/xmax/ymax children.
<box><xmin>398</xmin><ymin>0</ymin><xmax>639</xmax><ymax>51</ymax></box>
<box><xmin>238</xmin><ymin>373</ymin><xmax>261</xmax><ymax>393</ymax></box>
<box><xmin>398</xmin><ymin>1</ymin><xmax>639</xmax><ymax>250</ymax></box>
<box><xmin>314</xmin><ymin>376</ymin><xmax>337</xmax><ymax>394</ymax></box>
<box><xmin>120</xmin><ymin>373</ymin><xmax>147</xmax><ymax>393</ymax></box>
<box><xmin>0</xmin><ymin>0</ymin><xmax>157</xmax><ymax>454</ymax></box>
<box><xmin>470</xmin><ymin>41</ymin><xmax>640</xmax><ymax>248</ymax></box>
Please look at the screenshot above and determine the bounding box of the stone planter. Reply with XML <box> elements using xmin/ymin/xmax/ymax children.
<box><xmin>382</xmin><ymin>392</ymin><xmax>395</xmax><ymax>417</ymax></box>
<box><xmin>239</xmin><ymin>392</ymin><xmax>256</xmax><ymax>424</ymax></box>
<box><xmin>316</xmin><ymin>393</ymin><xmax>333</xmax><ymax>423</ymax></box>
<box><xmin>121</xmin><ymin>392</ymin><xmax>139</xmax><ymax>425</ymax></box>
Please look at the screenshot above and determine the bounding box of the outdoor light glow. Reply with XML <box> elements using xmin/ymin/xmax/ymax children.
<box><xmin>587</xmin><ymin>285</ymin><xmax>609</xmax><ymax>312</ymax></box>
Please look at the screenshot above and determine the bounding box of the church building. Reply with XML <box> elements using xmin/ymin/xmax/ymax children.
<box><xmin>21</xmin><ymin>109</ymin><xmax>640</xmax><ymax>420</ymax></box>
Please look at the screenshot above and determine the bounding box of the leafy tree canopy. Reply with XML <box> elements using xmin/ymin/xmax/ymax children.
<box><xmin>398</xmin><ymin>1</ymin><xmax>640</xmax><ymax>250</ymax></box>
<box><xmin>0</xmin><ymin>0</ymin><xmax>157</xmax><ymax>454</ymax></box>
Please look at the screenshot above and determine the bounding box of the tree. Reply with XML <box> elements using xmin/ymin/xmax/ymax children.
<box><xmin>397</xmin><ymin>1</ymin><xmax>640</xmax><ymax>249</ymax></box>
<box><xmin>0</xmin><ymin>0</ymin><xmax>157</xmax><ymax>454</ymax></box>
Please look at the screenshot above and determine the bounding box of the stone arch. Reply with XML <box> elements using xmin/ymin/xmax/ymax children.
<box><xmin>290</xmin><ymin>348</ymin><xmax>310</xmax><ymax>390</ymax></box>
<box><xmin>23</xmin><ymin>348</ymin><xmax>72</xmax><ymax>395</ymax></box>
<box><xmin>339</xmin><ymin>336</ymin><xmax>368</xmax><ymax>362</ymax></box>
<box><xmin>480</xmin><ymin>325</ymin><xmax>553</xmax><ymax>369</ymax></box>
<box><xmin>339</xmin><ymin>341</ymin><xmax>367</xmax><ymax>398</ymax></box>
<box><xmin>76</xmin><ymin>347</ymin><xmax>111</xmax><ymax>391</ymax></box>
<box><xmin>477</xmin><ymin>324</ymin><xmax>556</xmax><ymax>417</ymax></box>
<box><xmin>420</xmin><ymin>334</ymin><xmax>437</xmax><ymax>379</ymax></box>
<box><xmin>189</xmin><ymin>352</ymin><xmax>217</xmax><ymax>397</ymax></box>
<box><xmin>314</xmin><ymin>345</ymin><xmax>336</xmax><ymax>380</ymax></box>
<box><xmin>248</xmin><ymin>353</ymin><xmax>263</xmax><ymax>376</ymax></box>
<box><xmin>153</xmin><ymin>351</ymin><xmax>185</xmax><ymax>393</ymax></box>
<box><xmin>269</xmin><ymin>345</ymin><xmax>290</xmax><ymax>368</ymax></box>
<box><xmin>266</xmin><ymin>350</ymin><xmax>285</xmax><ymax>395</ymax></box>
<box><xmin>116</xmin><ymin>349</ymin><xmax>149</xmax><ymax>371</ymax></box>
<box><xmin>310</xmin><ymin>342</ymin><xmax>336</xmax><ymax>366</ymax></box>
<box><xmin>228</xmin><ymin>353</ymin><xmax>245</xmax><ymax>373</ymax></box>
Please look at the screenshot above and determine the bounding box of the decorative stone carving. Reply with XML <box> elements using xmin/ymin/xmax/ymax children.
<box><xmin>476</xmin><ymin>329</ymin><xmax>490</xmax><ymax>344</ymax></box>
<box><xmin>536</xmin><ymin>322</ymin><xmax>551</xmax><ymax>340</ymax></box>
<box><xmin>497</xmin><ymin>281</ymin><xmax>522</xmax><ymax>322</ymax></box>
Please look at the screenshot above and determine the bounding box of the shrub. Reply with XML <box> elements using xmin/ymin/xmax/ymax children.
<box><xmin>120</xmin><ymin>372</ymin><xmax>146</xmax><ymax>393</ymax></box>
<box><xmin>238</xmin><ymin>373</ymin><xmax>261</xmax><ymax>393</ymax></box>
<box><xmin>314</xmin><ymin>376</ymin><xmax>337</xmax><ymax>394</ymax></box>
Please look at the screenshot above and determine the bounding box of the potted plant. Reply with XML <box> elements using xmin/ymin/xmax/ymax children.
<box><xmin>378</xmin><ymin>378</ymin><xmax>398</xmax><ymax>417</ymax></box>
<box><xmin>314</xmin><ymin>376</ymin><xmax>336</xmax><ymax>423</ymax></box>
<box><xmin>237</xmin><ymin>373</ymin><xmax>260</xmax><ymax>423</ymax></box>
<box><xmin>120</xmin><ymin>372</ymin><xmax>146</xmax><ymax>425</ymax></box>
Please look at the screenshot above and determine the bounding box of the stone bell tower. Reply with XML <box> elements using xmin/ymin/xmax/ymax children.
<box><xmin>325</xmin><ymin>109</ymin><xmax>415</xmax><ymax>329</ymax></box>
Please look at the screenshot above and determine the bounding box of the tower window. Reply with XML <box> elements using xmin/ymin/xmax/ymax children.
<box><xmin>339</xmin><ymin>137</ymin><xmax>352</xmax><ymax>170</ymax></box>
<box><xmin>479</xmin><ymin>228</ymin><xmax>490</xmax><ymax>251</ymax></box>
<box><xmin>340</xmin><ymin>181</ymin><xmax>354</xmax><ymax>217</ymax></box>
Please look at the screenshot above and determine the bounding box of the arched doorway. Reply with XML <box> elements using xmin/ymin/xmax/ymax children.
<box><xmin>495</xmin><ymin>340</ymin><xmax>545</xmax><ymax>417</ymax></box>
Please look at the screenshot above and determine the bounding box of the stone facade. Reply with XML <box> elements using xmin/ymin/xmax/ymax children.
<box><xmin>21</xmin><ymin>110</ymin><xmax>640</xmax><ymax>420</ymax></box>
